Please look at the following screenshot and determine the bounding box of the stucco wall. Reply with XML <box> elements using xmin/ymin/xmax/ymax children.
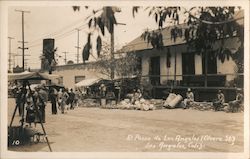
<box><xmin>53</xmin><ymin>67</ymin><xmax>104</xmax><ymax>89</ymax></box>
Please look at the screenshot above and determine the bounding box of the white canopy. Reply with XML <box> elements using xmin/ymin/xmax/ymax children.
<box><xmin>75</xmin><ymin>78</ymin><xmax>102</xmax><ymax>87</ymax></box>
<box><xmin>8</xmin><ymin>71</ymin><xmax>62</xmax><ymax>81</ymax></box>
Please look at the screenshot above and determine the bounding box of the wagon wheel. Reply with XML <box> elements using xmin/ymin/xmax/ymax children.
<box><xmin>33</xmin><ymin>133</ymin><xmax>40</xmax><ymax>144</ymax></box>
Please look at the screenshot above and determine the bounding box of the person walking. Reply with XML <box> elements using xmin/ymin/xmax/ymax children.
<box><xmin>33</xmin><ymin>87</ymin><xmax>46</xmax><ymax>124</ymax></box>
<box><xmin>69</xmin><ymin>88</ymin><xmax>75</xmax><ymax>110</ymax></box>
<box><xmin>49</xmin><ymin>87</ymin><xmax>57</xmax><ymax>114</ymax></box>
<box><xmin>74</xmin><ymin>89</ymin><xmax>80</xmax><ymax>107</ymax></box>
<box><xmin>60</xmin><ymin>89</ymin><xmax>69</xmax><ymax>113</ymax></box>
<box><xmin>15</xmin><ymin>87</ymin><xmax>23</xmax><ymax>117</ymax></box>
<box><xmin>57</xmin><ymin>88</ymin><xmax>63</xmax><ymax>113</ymax></box>
<box><xmin>25</xmin><ymin>91</ymin><xmax>35</xmax><ymax>127</ymax></box>
<box><xmin>64</xmin><ymin>88</ymin><xmax>70</xmax><ymax>110</ymax></box>
<box><xmin>39</xmin><ymin>87</ymin><xmax>47</xmax><ymax>122</ymax></box>
<box><xmin>38</xmin><ymin>87</ymin><xmax>46</xmax><ymax>123</ymax></box>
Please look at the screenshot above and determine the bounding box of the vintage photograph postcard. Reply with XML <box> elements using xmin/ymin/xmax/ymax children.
<box><xmin>0</xmin><ymin>0</ymin><xmax>249</xmax><ymax>159</ymax></box>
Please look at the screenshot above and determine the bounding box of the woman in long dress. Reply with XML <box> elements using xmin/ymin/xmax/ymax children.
<box><xmin>25</xmin><ymin>91</ymin><xmax>35</xmax><ymax>127</ymax></box>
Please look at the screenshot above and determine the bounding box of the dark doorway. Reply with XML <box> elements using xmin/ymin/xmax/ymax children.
<box><xmin>182</xmin><ymin>53</ymin><xmax>195</xmax><ymax>75</ymax></box>
<box><xmin>150</xmin><ymin>56</ymin><xmax>160</xmax><ymax>85</ymax></box>
<box><xmin>182</xmin><ymin>53</ymin><xmax>196</xmax><ymax>86</ymax></box>
<box><xmin>202</xmin><ymin>53</ymin><xmax>225</xmax><ymax>87</ymax></box>
<box><xmin>202</xmin><ymin>53</ymin><xmax>217</xmax><ymax>74</ymax></box>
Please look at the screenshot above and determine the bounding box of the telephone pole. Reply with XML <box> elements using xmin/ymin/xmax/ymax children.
<box><xmin>75</xmin><ymin>28</ymin><xmax>81</xmax><ymax>64</ymax></box>
<box><xmin>15</xmin><ymin>9</ymin><xmax>30</xmax><ymax>72</ymax></box>
<box><xmin>110</xmin><ymin>22</ymin><xmax>126</xmax><ymax>80</ymax></box>
<box><xmin>62</xmin><ymin>51</ymin><xmax>68</xmax><ymax>64</ymax></box>
<box><xmin>8</xmin><ymin>37</ymin><xmax>15</xmax><ymax>72</ymax></box>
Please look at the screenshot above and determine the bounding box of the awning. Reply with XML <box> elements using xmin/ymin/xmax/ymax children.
<box><xmin>39</xmin><ymin>72</ymin><xmax>62</xmax><ymax>81</ymax></box>
<box><xmin>75</xmin><ymin>78</ymin><xmax>102</xmax><ymax>87</ymax></box>
<box><xmin>8</xmin><ymin>71</ymin><xmax>61</xmax><ymax>81</ymax></box>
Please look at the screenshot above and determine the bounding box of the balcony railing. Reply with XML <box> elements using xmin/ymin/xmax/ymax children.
<box><xmin>141</xmin><ymin>73</ymin><xmax>243</xmax><ymax>88</ymax></box>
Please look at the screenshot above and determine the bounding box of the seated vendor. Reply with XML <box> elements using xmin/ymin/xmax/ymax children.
<box><xmin>229</xmin><ymin>88</ymin><xmax>243</xmax><ymax>113</ymax></box>
<box><xmin>213</xmin><ymin>89</ymin><xmax>225</xmax><ymax>111</ymax></box>
<box><xmin>131</xmin><ymin>89</ymin><xmax>142</xmax><ymax>104</ymax></box>
<box><xmin>183</xmin><ymin>88</ymin><xmax>194</xmax><ymax>109</ymax></box>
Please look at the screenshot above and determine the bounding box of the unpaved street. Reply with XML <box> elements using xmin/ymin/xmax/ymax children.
<box><xmin>8</xmin><ymin>98</ymin><xmax>243</xmax><ymax>152</ymax></box>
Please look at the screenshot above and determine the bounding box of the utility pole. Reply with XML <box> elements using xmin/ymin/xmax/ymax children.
<box><xmin>75</xmin><ymin>28</ymin><xmax>81</xmax><ymax>64</ymax></box>
<box><xmin>110</xmin><ymin>22</ymin><xmax>126</xmax><ymax>80</ymax></box>
<box><xmin>62</xmin><ymin>51</ymin><xmax>68</xmax><ymax>64</ymax></box>
<box><xmin>8</xmin><ymin>37</ymin><xmax>14</xmax><ymax>72</ymax></box>
<box><xmin>110</xmin><ymin>31</ymin><xmax>115</xmax><ymax>80</ymax></box>
<box><xmin>15</xmin><ymin>9</ymin><xmax>30</xmax><ymax>72</ymax></box>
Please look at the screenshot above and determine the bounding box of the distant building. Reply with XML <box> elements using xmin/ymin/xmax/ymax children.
<box><xmin>53</xmin><ymin>62</ymin><xmax>106</xmax><ymax>89</ymax></box>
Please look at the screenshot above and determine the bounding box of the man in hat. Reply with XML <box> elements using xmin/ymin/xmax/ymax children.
<box><xmin>213</xmin><ymin>89</ymin><xmax>225</xmax><ymax>111</ymax></box>
<box><xmin>15</xmin><ymin>87</ymin><xmax>23</xmax><ymax>116</ymax></box>
<box><xmin>68</xmin><ymin>88</ymin><xmax>75</xmax><ymax>110</ymax></box>
<box><xmin>229</xmin><ymin>88</ymin><xmax>244</xmax><ymax>112</ymax></box>
<box><xmin>49</xmin><ymin>87</ymin><xmax>57</xmax><ymax>114</ymax></box>
<box><xmin>183</xmin><ymin>88</ymin><xmax>194</xmax><ymax>109</ymax></box>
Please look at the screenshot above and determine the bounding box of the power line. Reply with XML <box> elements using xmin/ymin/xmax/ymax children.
<box><xmin>27</xmin><ymin>15</ymin><xmax>89</xmax><ymax>45</ymax></box>
<box><xmin>27</xmin><ymin>22</ymin><xmax>89</xmax><ymax>48</ymax></box>
<box><xmin>27</xmin><ymin>23</ymin><xmax>88</xmax><ymax>49</ymax></box>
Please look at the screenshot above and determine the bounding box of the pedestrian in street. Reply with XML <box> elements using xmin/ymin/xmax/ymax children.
<box><xmin>64</xmin><ymin>88</ymin><xmax>70</xmax><ymax>110</ymax></box>
<box><xmin>57</xmin><ymin>88</ymin><xmax>63</xmax><ymax>112</ymax></box>
<box><xmin>33</xmin><ymin>87</ymin><xmax>46</xmax><ymax>124</ymax></box>
<box><xmin>49</xmin><ymin>87</ymin><xmax>57</xmax><ymax>114</ymax></box>
<box><xmin>74</xmin><ymin>89</ymin><xmax>80</xmax><ymax>107</ymax></box>
<box><xmin>38</xmin><ymin>87</ymin><xmax>47</xmax><ymax>122</ymax></box>
<box><xmin>69</xmin><ymin>88</ymin><xmax>75</xmax><ymax>110</ymax></box>
<box><xmin>25</xmin><ymin>91</ymin><xmax>35</xmax><ymax>127</ymax></box>
<box><xmin>15</xmin><ymin>87</ymin><xmax>23</xmax><ymax>117</ymax></box>
<box><xmin>183</xmin><ymin>88</ymin><xmax>194</xmax><ymax>109</ymax></box>
<box><xmin>213</xmin><ymin>89</ymin><xmax>225</xmax><ymax>111</ymax></box>
<box><xmin>60</xmin><ymin>88</ymin><xmax>69</xmax><ymax>113</ymax></box>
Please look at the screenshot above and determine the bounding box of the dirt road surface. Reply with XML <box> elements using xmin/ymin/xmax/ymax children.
<box><xmin>7</xmin><ymin>98</ymin><xmax>243</xmax><ymax>152</ymax></box>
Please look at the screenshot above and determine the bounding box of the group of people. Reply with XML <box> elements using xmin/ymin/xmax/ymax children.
<box><xmin>50</xmin><ymin>88</ymin><xmax>79</xmax><ymax>114</ymax></box>
<box><xmin>14</xmin><ymin>85</ymin><xmax>81</xmax><ymax>127</ymax></box>
<box><xmin>181</xmin><ymin>88</ymin><xmax>243</xmax><ymax>112</ymax></box>
<box><xmin>15</xmin><ymin>86</ymin><xmax>48</xmax><ymax>127</ymax></box>
<box><xmin>213</xmin><ymin>89</ymin><xmax>244</xmax><ymax>112</ymax></box>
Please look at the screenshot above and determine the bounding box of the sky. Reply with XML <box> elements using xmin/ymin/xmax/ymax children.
<box><xmin>8</xmin><ymin>6</ymin><xmax>187</xmax><ymax>69</ymax></box>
